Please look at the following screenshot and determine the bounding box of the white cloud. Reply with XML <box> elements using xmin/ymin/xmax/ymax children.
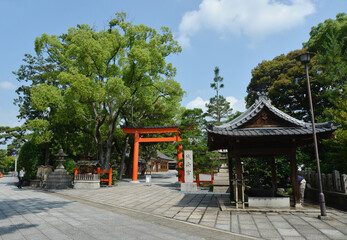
<box><xmin>186</xmin><ymin>95</ymin><xmax>246</xmax><ymax>113</ymax></box>
<box><xmin>178</xmin><ymin>0</ymin><xmax>315</xmax><ymax>47</ymax></box>
<box><xmin>186</xmin><ymin>97</ymin><xmax>209</xmax><ymax>111</ymax></box>
<box><xmin>227</xmin><ymin>96</ymin><xmax>246</xmax><ymax>112</ymax></box>
<box><xmin>0</xmin><ymin>108</ymin><xmax>23</xmax><ymax>128</ymax></box>
<box><xmin>0</xmin><ymin>81</ymin><xmax>16</xmax><ymax>90</ymax></box>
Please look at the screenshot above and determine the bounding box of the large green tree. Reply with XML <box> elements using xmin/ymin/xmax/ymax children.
<box><xmin>245</xmin><ymin>13</ymin><xmax>347</xmax><ymax>172</ymax></box>
<box><xmin>303</xmin><ymin>13</ymin><xmax>347</xmax><ymax>172</ymax></box>
<box><xmin>206</xmin><ymin>67</ymin><xmax>232</xmax><ymax>124</ymax></box>
<box><xmin>14</xmin><ymin>13</ymin><xmax>183</xmax><ymax>170</ymax></box>
<box><xmin>245</xmin><ymin>49</ymin><xmax>327</xmax><ymax>121</ymax></box>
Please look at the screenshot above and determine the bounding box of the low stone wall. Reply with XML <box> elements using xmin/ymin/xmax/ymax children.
<box><xmin>74</xmin><ymin>180</ymin><xmax>100</xmax><ymax>189</ymax></box>
<box><xmin>248</xmin><ymin>197</ymin><xmax>290</xmax><ymax>208</ymax></box>
<box><xmin>305</xmin><ymin>186</ymin><xmax>347</xmax><ymax>211</ymax></box>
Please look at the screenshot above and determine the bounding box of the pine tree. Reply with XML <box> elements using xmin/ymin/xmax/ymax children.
<box><xmin>205</xmin><ymin>67</ymin><xmax>232</xmax><ymax>124</ymax></box>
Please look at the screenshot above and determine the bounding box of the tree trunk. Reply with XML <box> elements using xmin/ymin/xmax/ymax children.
<box><xmin>126</xmin><ymin>140</ymin><xmax>134</xmax><ymax>177</ymax></box>
<box><xmin>44</xmin><ymin>143</ymin><xmax>50</xmax><ymax>166</ymax></box>
<box><xmin>96</xmin><ymin>128</ymin><xmax>105</xmax><ymax>169</ymax></box>
<box><xmin>119</xmin><ymin>135</ymin><xmax>129</xmax><ymax>180</ymax></box>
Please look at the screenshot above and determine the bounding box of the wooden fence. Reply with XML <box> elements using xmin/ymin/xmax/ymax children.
<box><xmin>194</xmin><ymin>170</ymin><xmax>214</xmax><ymax>186</ymax></box>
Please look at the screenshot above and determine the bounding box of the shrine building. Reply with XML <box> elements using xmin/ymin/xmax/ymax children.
<box><xmin>207</xmin><ymin>95</ymin><xmax>339</xmax><ymax>207</ymax></box>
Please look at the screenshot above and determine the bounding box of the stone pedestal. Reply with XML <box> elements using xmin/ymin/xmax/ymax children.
<box><xmin>181</xmin><ymin>182</ymin><xmax>197</xmax><ymax>192</ymax></box>
<box><xmin>45</xmin><ymin>169</ymin><xmax>72</xmax><ymax>189</ymax></box>
<box><xmin>30</xmin><ymin>179</ymin><xmax>42</xmax><ymax>188</ymax></box>
<box><xmin>213</xmin><ymin>160</ymin><xmax>230</xmax><ymax>193</ymax></box>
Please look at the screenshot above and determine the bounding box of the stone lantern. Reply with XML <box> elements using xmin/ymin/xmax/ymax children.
<box><xmin>44</xmin><ymin>149</ymin><xmax>72</xmax><ymax>189</ymax></box>
<box><xmin>55</xmin><ymin>149</ymin><xmax>68</xmax><ymax>170</ymax></box>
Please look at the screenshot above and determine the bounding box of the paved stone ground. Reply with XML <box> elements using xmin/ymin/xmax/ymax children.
<box><xmin>0</xmin><ymin>176</ymin><xmax>252</xmax><ymax>240</ymax></box>
<box><xmin>2</xmin><ymin>171</ymin><xmax>347</xmax><ymax>240</ymax></box>
<box><xmin>52</xmin><ymin>171</ymin><xmax>347</xmax><ymax>240</ymax></box>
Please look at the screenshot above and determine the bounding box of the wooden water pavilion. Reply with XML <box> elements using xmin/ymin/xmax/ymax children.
<box><xmin>207</xmin><ymin>95</ymin><xmax>339</xmax><ymax>206</ymax></box>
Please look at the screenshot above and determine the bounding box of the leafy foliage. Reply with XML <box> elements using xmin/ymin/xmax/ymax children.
<box><xmin>112</xmin><ymin>170</ymin><xmax>118</xmax><ymax>184</ymax></box>
<box><xmin>242</xmin><ymin>157</ymin><xmax>291</xmax><ymax>188</ymax></box>
<box><xmin>0</xmin><ymin>126</ymin><xmax>26</xmax><ymax>156</ymax></box>
<box><xmin>179</xmin><ymin>108</ymin><xmax>220</xmax><ymax>172</ymax></box>
<box><xmin>246</xmin><ymin>49</ymin><xmax>324</xmax><ymax>121</ymax></box>
<box><xmin>13</xmin><ymin>12</ymin><xmax>183</xmax><ymax>170</ymax></box>
<box><xmin>0</xmin><ymin>150</ymin><xmax>15</xmax><ymax>173</ymax></box>
<box><xmin>17</xmin><ymin>141</ymin><xmax>44</xmax><ymax>180</ymax></box>
<box><xmin>62</xmin><ymin>158</ymin><xmax>77</xmax><ymax>178</ymax></box>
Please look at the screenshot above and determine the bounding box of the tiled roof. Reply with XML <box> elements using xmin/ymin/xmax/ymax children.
<box><xmin>208</xmin><ymin>96</ymin><xmax>339</xmax><ymax>137</ymax></box>
<box><xmin>156</xmin><ymin>150</ymin><xmax>175</xmax><ymax>161</ymax></box>
<box><xmin>76</xmin><ymin>161</ymin><xmax>100</xmax><ymax>166</ymax></box>
<box><xmin>120</xmin><ymin>125</ymin><xmax>179</xmax><ymax>129</ymax></box>
<box><xmin>210</xmin><ymin>126</ymin><xmax>337</xmax><ymax>137</ymax></box>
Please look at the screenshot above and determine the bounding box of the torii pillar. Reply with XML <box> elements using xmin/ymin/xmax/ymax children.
<box><xmin>121</xmin><ymin>126</ymin><xmax>182</xmax><ymax>183</ymax></box>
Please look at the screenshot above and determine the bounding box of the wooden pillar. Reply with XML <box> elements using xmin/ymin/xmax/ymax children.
<box><xmin>270</xmin><ymin>156</ymin><xmax>277</xmax><ymax>196</ymax></box>
<box><xmin>108</xmin><ymin>168</ymin><xmax>112</xmax><ymax>186</ymax></box>
<box><xmin>177</xmin><ymin>133</ymin><xmax>184</xmax><ymax>182</ymax></box>
<box><xmin>132</xmin><ymin>132</ymin><xmax>140</xmax><ymax>182</ymax></box>
<box><xmin>227</xmin><ymin>148</ymin><xmax>234</xmax><ymax>202</ymax></box>
<box><xmin>177</xmin><ymin>134</ymin><xmax>183</xmax><ymax>161</ymax></box>
<box><xmin>290</xmin><ymin>148</ymin><xmax>300</xmax><ymax>206</ymax></box>
<box><xmin>235</xmin><ymin>153</ymin><xmax>242</xmax><ymax>202</ymax></box>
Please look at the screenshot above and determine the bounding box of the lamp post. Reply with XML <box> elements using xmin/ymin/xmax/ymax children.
<box><xmin>297</xmin><ymin>53</ymin><xmax>327</xmax><ymax>217</ymax></box>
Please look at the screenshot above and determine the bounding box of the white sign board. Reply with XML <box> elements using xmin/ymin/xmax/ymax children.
<box><xmin>184</xmin><ymin>150</ymin><xmax>193</xmax><ymax>183</ymax></box>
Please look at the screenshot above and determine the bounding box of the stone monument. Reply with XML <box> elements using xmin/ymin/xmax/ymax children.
<box><xmin>180</xmin><ymin>150</ymin><xmax>197</xmax><ymax>192</ymax></box>
<box><xmin>30</xmin><ymin>165</ymin><xmax>53</xmax><ymax>188</ymax></box>
<box><xmin>342</xmin><ymin>174</ymin><xmax>347</xmax><ymax>194</ymax></box>
<box><xmin>45</xmin><ymin>149</ymin><xmax>72</xmax><ymax>189</ymax></box>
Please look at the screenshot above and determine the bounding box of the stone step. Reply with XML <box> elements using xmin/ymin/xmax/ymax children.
<box><xmin>213</xmin><ymin>180</ymin><xmax>230</xmax><ymax>185</ymax></box>
<box><xmin>213</xmin><ymin>186</ymin><xmax>230</xmax><ymax>193</ymax></box>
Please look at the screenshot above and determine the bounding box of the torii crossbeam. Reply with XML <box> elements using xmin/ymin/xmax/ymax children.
<box><xmin>121</xmin><ymin>126</ymin><xmax>182</xmax><ymax>182</ymax></box>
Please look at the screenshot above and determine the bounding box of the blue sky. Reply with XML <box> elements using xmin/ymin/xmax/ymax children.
<box><xmin>0</xmin><ymin>0</ymin><xmax>346</xmax><ymax>129</ymax></box>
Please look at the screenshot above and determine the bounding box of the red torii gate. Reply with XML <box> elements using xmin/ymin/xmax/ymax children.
<box><xmin>121</xmin><ymin>126</ymin><xmax>183</xmax><ymax>182</ymax></box>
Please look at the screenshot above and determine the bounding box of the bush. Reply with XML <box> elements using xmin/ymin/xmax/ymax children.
<box><xmin>63</xmin><ymin>158</ymin><xmax>76</xmax><ymax>178</ymax></box>
<box><xmin>17</xmin><ymin>141</ymin><xmax>44</xmax><ymax>181</ymax></box>
<box><xmin>112</xmin><ymin>170</ymin><xmax>118</xmax><ymax>185</ymax></box>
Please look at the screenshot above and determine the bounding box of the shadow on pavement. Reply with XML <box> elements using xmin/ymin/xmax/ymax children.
<box><xmin>0</xmin><ymin>223</ymin><xmax>39</xmax><ymax>235</ymax></box>
<box><xmin>174</xmin><ymin>192</ymin><xmax>220</xmax><ymax>208</ymax></box>
<box><xmin>155</xmin><ymin>183</ymin><xmax>180</xmax><ymax>188</ymax></box>
<box><xmin>0</xmin><ymin>198</ymin><xmax>71</xmax><ymax>218</ymax></box>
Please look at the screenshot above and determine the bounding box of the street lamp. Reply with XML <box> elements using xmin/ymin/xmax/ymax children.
<box><xmin>297</xmin><ymin>52</ymin><xmax>327</xmax><ymax>217</ymax></box>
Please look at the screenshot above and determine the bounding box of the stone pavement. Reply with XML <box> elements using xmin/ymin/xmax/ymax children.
<box><xmin>0</xmin><ymin>176</ymin><xmax>252</xmax><ymax>240</ymax></box>
<box><xmin>1</xmin><ymin>172</ymin><xmax>347</xmax><ymax>240</ymax></box>
<box><xmin>53</xmin><ymin>171</ymin><xmax>347</xmax><ymax>240</ymax></box>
